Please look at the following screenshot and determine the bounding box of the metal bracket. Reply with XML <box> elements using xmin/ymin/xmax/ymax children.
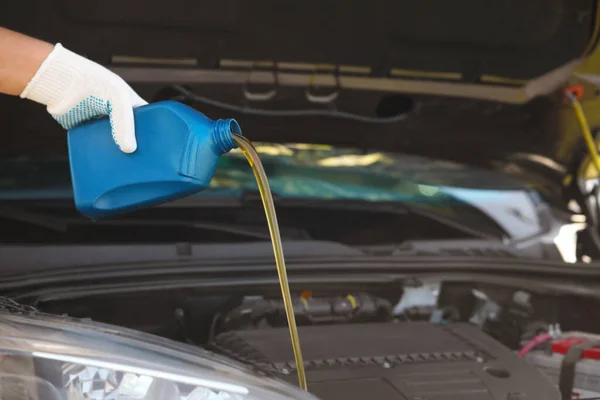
<box><xmin>243</xmin><ymin>62</ymin><xmax>278</xmax><ymax>102</ymax></box>
<box><xmin>305</xmin><ymin>66</ymin><xmax>340</xmax><ymax>105</ymax></box>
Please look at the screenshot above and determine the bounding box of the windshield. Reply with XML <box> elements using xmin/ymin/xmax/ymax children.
<box><xmin>0</xmin><ymin>142</ymin><xmax>543</xmax><ymax>242</ymax></box>
<box><xmin>0</xmin><ymin>142</ymin><xmax>528</xmax><ymax>197</ymax></box>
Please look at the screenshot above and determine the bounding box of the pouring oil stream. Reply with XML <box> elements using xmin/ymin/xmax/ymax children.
<box><xmin>232</xmin><ymin>134</ymin><xmax>308</xmax><ymax>391</ymax></box>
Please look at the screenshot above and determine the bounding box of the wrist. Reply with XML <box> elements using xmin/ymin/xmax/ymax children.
<box><xmin>20</xmin><ymin>43</ymin><xmax>87</xmax><ymax>107</ymax></box>
<box><xmin>0</xmin><ymin>28</ymin><xmax>52</xmax><ymax>96</ymax></box>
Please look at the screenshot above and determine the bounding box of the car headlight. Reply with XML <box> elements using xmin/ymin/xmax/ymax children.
<box><xmin>0</xmin><ymin>311</ymin><xmax>318</xmax><ymax>400</ymax></box>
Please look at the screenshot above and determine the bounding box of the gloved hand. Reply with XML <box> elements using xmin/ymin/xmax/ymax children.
<box><xmin>20</xmin><ymin>43</ymin><xmax>146</xmax><ymax>153</ymax></box>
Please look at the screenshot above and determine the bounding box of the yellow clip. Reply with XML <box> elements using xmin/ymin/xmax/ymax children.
<box><xmin>346</xmin><ymin>294</ymin><xmax>357</xmax><ymax>309</ymax></box>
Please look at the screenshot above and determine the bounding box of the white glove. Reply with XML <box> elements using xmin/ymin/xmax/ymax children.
<box><xmin>20</xmin><ymin>43</ymin><xmax>146</xmax><ymax>153</ymax></box>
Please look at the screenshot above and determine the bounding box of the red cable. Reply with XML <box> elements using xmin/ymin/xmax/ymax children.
<box><xmin>519</xmin><ymin>333</ymin><xmax>552</xmax><ymax>357</ymax></box>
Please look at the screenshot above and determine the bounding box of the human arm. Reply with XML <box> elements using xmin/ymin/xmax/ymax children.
<box><xmin>0</xmin><ymin>27</ymin><xmax>53</xmax><ymax>96</ymax></box>
<box><xmin>0</xmin><ymin>27</ymin><xmax>145</xmax><ymax>153</ymax></box>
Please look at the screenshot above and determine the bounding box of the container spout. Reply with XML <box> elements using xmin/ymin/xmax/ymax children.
<box><xmin>213</xmin><ymin>118</ymin><xmax>241</xmax><ymax>154</ymax></box>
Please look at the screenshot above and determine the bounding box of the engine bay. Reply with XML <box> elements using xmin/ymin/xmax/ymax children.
<box><xmin>213</xmin><ymin>322</ymin><xmax>554</xmax><ymax>400</ymax></box>
<box><xmin>29</xmin><ymin>279</ymin><xmax>600</xmax><ymax>400</ymax></box>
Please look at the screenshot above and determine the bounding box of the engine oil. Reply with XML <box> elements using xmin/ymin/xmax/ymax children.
<box><xmin>232</xmin><ymin>134</ymin><xmax>307</xmax><ymax>390</ymax></box>
<box><xmin>67</xmin><ymin>101</ymin><xmax>308</xmax><ymax>390</ymax></box>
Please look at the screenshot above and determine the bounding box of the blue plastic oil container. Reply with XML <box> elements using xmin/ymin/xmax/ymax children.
<box><xmin>67</xmin><ymin>101</ymin><xmax>240</xmax><ymax>219</ymax></box>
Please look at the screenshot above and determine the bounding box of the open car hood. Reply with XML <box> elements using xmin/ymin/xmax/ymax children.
<box><xmin>3</xmin><ymin>0</ymin><xmax>599</xmax><ymax>98</ymax></box>
<box><xmin>1</xmin><ymin>0</ymin><xmax>599</xmax><ymax>182</ymax></box>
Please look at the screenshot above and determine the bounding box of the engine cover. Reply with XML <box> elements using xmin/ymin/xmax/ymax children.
<box><xmin>212</xmin><ymin>322</ymin><xmax>559</xmax><ymax>400</ymax></box>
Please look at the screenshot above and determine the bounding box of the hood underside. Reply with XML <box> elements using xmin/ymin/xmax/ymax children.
<box><xmin>3</xmin><ymin>0</ymin><xmax>599</xmax><ymax>87</ymax></box>
<box><xmin>0</xmin><ymin>0</ymin><xmax>599</xmax><ymax>183</ymax></box>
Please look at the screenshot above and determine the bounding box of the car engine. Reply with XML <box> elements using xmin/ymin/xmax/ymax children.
<box><xmin>34</xmin><ymin>281</ymin><xmax>600</xmax><ymax>400</ymax></box>
<box><xmin>212</xmin><ymin>322</ymin><xmax>553</xmax><ymax>400</ymax></box>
